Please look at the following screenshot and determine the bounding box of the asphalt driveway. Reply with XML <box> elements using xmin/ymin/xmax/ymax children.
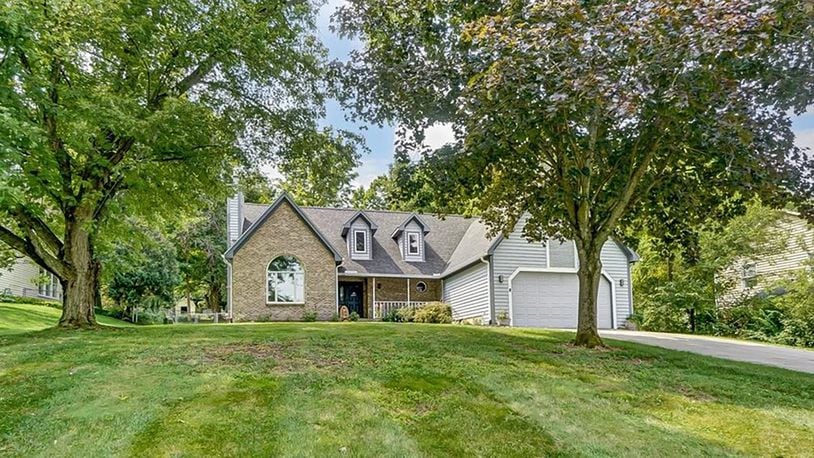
<box><xmin>600</xmin><ymin>330</ymin><xmax>814</xmax><ymax>374</ymax></box>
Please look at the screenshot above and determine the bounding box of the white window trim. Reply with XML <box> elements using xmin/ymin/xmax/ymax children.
<box><xmin>406</xmin><ymin>231</ymin><xmax>421</xmax><ymax>256</ymax></box>
<box><xmin>353</xmin><ymin>229</ymin><xmax>368</xmax><ymax>254</ymax></box>
<box><xmin>266</xmin><ymin>258</ymin><xmax>306</xmax><ymax>305</ymax></box>
<box><xmin>37</xmin><ymin>269</ymin><xmax>60</xmax><ymax>299</ymax></box>
<box><xmin>415</xmin><ymin>281</ymin><xmax>427</xmax><ymax>293</ymax></box>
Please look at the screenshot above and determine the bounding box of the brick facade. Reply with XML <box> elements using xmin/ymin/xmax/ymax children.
<box><xmin>231</xmin><ymin>200</ymin><xmax>337</xmax><ymax>321</ymax></box>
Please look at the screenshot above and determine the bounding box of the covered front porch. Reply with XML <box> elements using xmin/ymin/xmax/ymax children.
<box><xmin>337</xmin><ymin>275</ymin><xmax>442</xmax><ymax>319</ymax></box>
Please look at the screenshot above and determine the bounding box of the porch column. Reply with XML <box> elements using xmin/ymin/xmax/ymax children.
<box><xmin>372</xmin><ymin>277</ymin><xmax>377</xmax><ymax>319</ymax></box>
<box><xmin>407</xmin><ymin>278</ymin><xmax>411</xmax><ymax>306</ymax></box>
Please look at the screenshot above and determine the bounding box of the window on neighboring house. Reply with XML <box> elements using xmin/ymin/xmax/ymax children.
<box><xmin>354</xmin><ymin>230</ymin><xmax>367</xmax><ymax>253</ymax></box>
<box><xmin>267</xmin><ymin>256</ymin><xmax>305</xmax><ymax>303</ymax></box>
<box><xmin>742</xmin><ymin>263</ymin><xmax>757</xmax><ymax>288</ymax></box>
<box><xmin>37</xmin><ymin>269</ymin><xmax>60</xmax><ymax>298</ymax></box>
<box><xmin>407</xmin><ymin>232</ymin><xmax>420</xmax><ymax>256</ymax></box>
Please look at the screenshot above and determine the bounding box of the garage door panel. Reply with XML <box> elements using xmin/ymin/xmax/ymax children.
<box><xmin>512</xmin><ymin>272</ymin><xmax>612</xmax><ymax>329</ymax></box>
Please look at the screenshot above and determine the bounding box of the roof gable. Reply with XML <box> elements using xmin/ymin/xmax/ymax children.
<box><xmin>391</xmin><ymin>214</ymin><xmax>430</xmax><ymax>239</ymax></box>
<box><xmin>340</xmin><ymin>211</ymin><xmax>378</xmax><ymax>237</ymax></box>
<box><xmin>224</xmin><ymin>193</ymin><xmax>343</xmax><ymax>262</ymax></box>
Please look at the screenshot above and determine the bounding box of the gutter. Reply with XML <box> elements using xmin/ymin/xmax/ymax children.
<box><xmin>480</xmin><ymin>255</ymin><xmax>495</xmax><ymax>325</ymax></box>
<box><xmin>221</xmin><ymin>253</ymin><xmax>233</xmax><ymax>322</ymax></box>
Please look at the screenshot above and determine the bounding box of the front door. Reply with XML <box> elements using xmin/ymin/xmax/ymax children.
<box><xmin>339</xmin><ymin>281</ymin><xmax>365</xmax><ymax>318</ymax></box>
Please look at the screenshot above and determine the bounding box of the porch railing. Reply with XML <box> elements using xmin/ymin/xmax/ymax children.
<box><xmin>373</xmin><ymin>301</ymin><xmax>428</xmax><ymax>319</ymax></box>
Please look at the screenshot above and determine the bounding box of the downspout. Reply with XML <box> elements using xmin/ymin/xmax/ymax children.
<box><xmin>480</xmin><ymin>256</ymin><xmax>493</xmax><ymax>325</ymax></box>
<box><xmin>221</xmin><ymin>254</ymin><xmax>233</xmax><ymax>322</ymax></box>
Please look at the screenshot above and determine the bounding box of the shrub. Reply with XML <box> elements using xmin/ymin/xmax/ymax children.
<box><xmin>382</xmin><ymin>308</ymin><xmax>414</xmax><ymax>322</ymax></box>
<box><xmin>771</xmin><ymin>268</ymin><xmax>814</xmax><ymax>347</ymax></box>
<box><xmin>302</xmin><ymin>310</ymin><xmax>318</xmax><ymax>322</ymax></box>
<box><xmin>413</xmin><ymin>302</ymin><xmax>452</xmax><ymax>324</ymax></box>
<box><xmin>135</xmin><ymin>308</ymin><xmax>167</xmax><ymax>325</ymax></box>
<box><xmin>0</xmin><ymin>295</ymin><xmax>61</xmax><ymax>308</ymax></box>
<box><xmin>349</xmin><ymin>311</ymin><xmax>360</xmax><ymax>322</ymax></box>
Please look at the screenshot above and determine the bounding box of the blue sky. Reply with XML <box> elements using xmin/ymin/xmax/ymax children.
<box><xmin>311</xmin><ymin>0</ymin><xmax>813</xmax><ymax>188</ymax></box>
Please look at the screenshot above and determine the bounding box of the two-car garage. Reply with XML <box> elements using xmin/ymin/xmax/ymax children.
<box><xmin>510</xmin><ymin>271</ymin><xmax>615</xmax><ymax>329</ymax></box>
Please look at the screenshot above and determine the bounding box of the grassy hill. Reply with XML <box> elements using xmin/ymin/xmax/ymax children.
<box><xmin>0</xmin><ymin>302</ymin><xmax>134</xmax><ymax>336</ymax></box>
<box><xmin>0</xmin><ymin>306</ymin><xmax>812</xmax><ymax>457</ymax></box>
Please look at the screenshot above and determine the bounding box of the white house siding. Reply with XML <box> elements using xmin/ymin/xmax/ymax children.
<box><xmin>492</xmin><ymin>215</ymin><xmax>548</xmax><ymax>321</ymax></box>
<box><xmin>729</xmin><ymin>213</ymin><xmax>813</xmax><ymax>295</ymax></box>
<box><xmin>0</xmin><ymin>257</ymin><xmax>42</xmax><ymax>297</ymax></box>
<box><xmin>600</xmin><ymin>242</ymin><xmax>633</xmax><ymax>327</ymax></box>
<box><xmin>491</xmin><ymin>214</ymin><xmax>633</xmax><ymax>328</ymax></box>
<box><xmin>443</xmin><ymin>262</ymin><xmax>490</xmax><ymax>323</ymax></box>
<box><xmin>226</xmin><ymin>194</ymin><xmax>242</xmax><ymax>247</ymax></box>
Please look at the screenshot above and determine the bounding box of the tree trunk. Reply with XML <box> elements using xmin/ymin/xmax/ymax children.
<box><xmin>58</xmin><ymin>213</ymin><xmax>98</xmax><ymax>328</ymax></box>
<box><xmin>207</xmin><ymin>282</ymin><xmax>221</xmax><ymax>313</ymax></box>
<box><xmin>574</xmin><ymin>242</ymin><xmax>604</xmax><ymax>348</ymax></box>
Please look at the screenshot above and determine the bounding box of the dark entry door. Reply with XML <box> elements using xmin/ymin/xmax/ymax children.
<box><xmin>339</xmin><ymin>282</ymin><xmax>364</xmax><ymax>317</ymax></box>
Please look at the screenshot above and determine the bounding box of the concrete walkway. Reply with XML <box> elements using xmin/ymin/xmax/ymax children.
<box><xmin>600</xmin><ymin>330</ymin><xmax>814</xmax><ymax>374</ymax></box>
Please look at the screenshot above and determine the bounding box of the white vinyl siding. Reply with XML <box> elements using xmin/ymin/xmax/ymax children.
<box><xmin>600</xmin><ymin>242</ymin><xmax>633</xmax><ymax>324</ymax></box>
<box><xmin>549</xmin><ymin>240</ymin><xmax>576</xmax><ymax>269</ymax></box>
<box><xmin>491</xmin><ymin>213</ymin><xmax>633</xmax><ymax>328</ymax></box>
<box><xmin>0</xmin><ymin>257</ymin><xmax>52</xmax><ymax>298</ymax></box>
<box><xmin>728</xmin><ymin>214</ymin><xmax>813</xmax><ymax>295</ymax></box>
<box><xmin>443</xmin><ymin>262</ymin><xmax>490</xmax><ymax>323</ymax></box>
<box><xmin>226</xmin><ymin>194</ymin><xmax>242</xmax><ymax>247</ymax></box>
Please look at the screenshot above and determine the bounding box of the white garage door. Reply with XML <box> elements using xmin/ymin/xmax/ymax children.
<box><xmin>511</xmin><ymin>272</ymin><xmax>613</xmax><ymax>329</ymax></box>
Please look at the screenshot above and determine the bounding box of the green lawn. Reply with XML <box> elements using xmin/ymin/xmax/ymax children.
<box><xmin>1</xmin><ymin>304</ymin><xmax>812</xmax><ymax>457</ymax></box>
<box><xmin>0</xmin><ymin>302</ymin><xmax>135</xmax><ymax>336</ymax></box>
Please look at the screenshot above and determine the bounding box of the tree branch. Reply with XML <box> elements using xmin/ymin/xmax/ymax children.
<box><xmin>0</xmin><ymin>223</ymin><xmax>68</xmax><ymax>278</ymax></box>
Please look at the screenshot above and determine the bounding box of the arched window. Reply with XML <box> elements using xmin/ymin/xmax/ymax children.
<box><xmin>267</xmin><ymin>256</ymin><xmax>305</xmax><ymax>303</ymax></box>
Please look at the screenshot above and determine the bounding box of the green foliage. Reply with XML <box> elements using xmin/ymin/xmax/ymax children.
<box><xmin>105</xmin><ymin>227</ymin><xmax>179</xmax><ymax>311</ymax></box>
<box><xmin>174</xmin><ymin>203</ymin><xmax>227</xmax><ymax>312</ymax></box>
<box><xmin>772</xmin><ymin>267</ymin><xmax>814</xmax><ymax>347</ymax></box>
<box><xmin>348</xmin><ymin>311</ymin><xmax>360</xmax><ymax>322</ymax></box>
<box><xmin>633</xmin><ymin>201</ymin><xmax>787</xmax><ymax>333</ymax></box>
<box><xmin>350</xmin><ymin>145</ymin><xmax>476</xmax><ymax>215</ymax></box>
<box><xmin>134</xmin><ymin>308</ymin><xmax>168</xmax><ymax>325</ymax></box>
<box><xmin>381</xmin><ymin>307</ymin><xmax>416</xmax><ymax>323</ymax></box>
<box><xmin>413</xmin><ymin>302</ymin><xmax>452</xmax><ymax>324</ymax></box>
<box><xmin>335</xmin><ymin>0</ymin><xmax>813</xmax><ymax>344</ymax></box>
<box><xmin>302</xmin><ymin>310</ymin><xmax>318</xmax><ymax>322</ymax></box>
<box><xmin>0</xmin><ymin>246</ymin><xmax>15</xmax><ymax>271</ymax></box>
<box><xmin>0</xmin><ymin>0</ymin><xmax>360</xmax><ymax>326</ymax></box>
<box><xmin>278</xmin><ymin>128</ymin><xmax>365</xmax><ymax>207</ymax></box>
<box><xmin>0</xmin><ymin>295</ymin><xmax>61</xmax><ymax>308</ymax></box>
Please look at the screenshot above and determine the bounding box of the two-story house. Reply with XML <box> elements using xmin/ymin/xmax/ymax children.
<box><xmin>224</xmin><ymin>193</ymin><xmax>638</xmax><ymax>328</ymax></box>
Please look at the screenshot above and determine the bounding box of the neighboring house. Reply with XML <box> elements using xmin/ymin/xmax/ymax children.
<box><xmin>730</xmin><ymin>210</ymin><xmax>813</xmax><ymax>297</ymax></box>
<box><xmin>0</xmin><ymin>256</ymin><xmax>62</xmax><ymax>301</ymax></box>
<box><xmin>223</xmin><ymin>193</ymin><xmax>639</xmax><ymax>329</ymax></box>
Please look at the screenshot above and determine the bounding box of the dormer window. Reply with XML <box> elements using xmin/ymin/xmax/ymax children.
<box><xmin>342</xmin><ymin>211</ymin><xmax>376</xmax><ymax>261</ymax></box>
<box><xmin>354</xmin><ymin>230</ymin><xmax>367</xmax><ymax>254</ymax></box>
<box><xmin>407</xmin><ymin>232</ymin><xmax>420</xmax><ymax>255</ymax></box>
<box><xmin>392</xmin><ymin>214</ymin><xmax>429</xmax><ymax>262</ymax></box>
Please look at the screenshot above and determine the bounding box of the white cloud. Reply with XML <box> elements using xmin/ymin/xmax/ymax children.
<box><xmin>794</xmin><ymin>129</ymin><xmax>814</xmax><ymax>153</ymax></box>
<box><xmin>393</xmin><ymin>122</ymin><xmax>456</xmax><ymax>160</ymax></box>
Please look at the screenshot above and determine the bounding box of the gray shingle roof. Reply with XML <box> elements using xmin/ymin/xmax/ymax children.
<box><xmin>241</xmin><ymin>201</ymin><xmax>494</xmax><ymax>277</ymax></box>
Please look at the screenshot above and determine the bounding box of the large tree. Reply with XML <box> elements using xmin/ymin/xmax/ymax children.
<box><xmin>0</xmin><ymin>0</ymin><xmax>356</xmax><ymax>327</ymax></box>
<box><xmin>334</xmin><ymin>0</ymin><xmax>814</xmax><ymax>346</ymax></box>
